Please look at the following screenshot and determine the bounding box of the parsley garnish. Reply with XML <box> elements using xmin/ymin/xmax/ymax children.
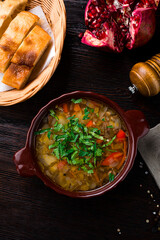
<box><xmin>34</xmin><ymin>128</ymin><xmax>52</xmax><ymax>135</ymax></box>
<box><xmin>50</xmin><ymin>109</ymin><xmax>59</xmax><ymax>120</ymax></box>
<box><xmin>83</xmin><ymin>107</ymin><xmax>90</xmax><ymax>120</ymax></box>
<box><xmin>109</xmin><ymin>172</ymin><xmax>115</xmax><ymax>182</ymax></box>
<box><xmin>107</xmin><ymin>125</ymin><xmax>113</xmax><ymax>128</ymax></box>
<box><xmin>106</xmin><ymin>135</ymin><xmax>116</xmax><ymax>146</ymax></box>
<box><xmin>35</xmin><ymin>108</ymin><xmax>117</xmax><ymax>174</ymax></box>
<box><xmin>71</xmin><ymin>99</ymin><xmax>83</xmax><ymax>104</ymax></box>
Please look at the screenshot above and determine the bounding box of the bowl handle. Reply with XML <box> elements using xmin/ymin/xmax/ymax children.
<box><xmin>13</xmin><ymin>147</ymin><xmax>36</xmax><ymax>177</ymax></box>
<box><xmin>124</xmin><ymin>110</ymin><xmax>149</xmax><ymax>140</ymax></box>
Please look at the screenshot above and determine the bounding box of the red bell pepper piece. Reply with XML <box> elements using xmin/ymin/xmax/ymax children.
<box><xmin>116</xmin><ymin>129</ymin><xmax>126</xmax><ymax>141</ymax></box>
<box><xmin>101</xmin><ymin>152</ymin><xmax>123</xmax><ymax>166</ymax></box>
<box><xmin>86</xmin><ymin>120</ymin><xmax>93</xmax><ymax>127</ymax></box>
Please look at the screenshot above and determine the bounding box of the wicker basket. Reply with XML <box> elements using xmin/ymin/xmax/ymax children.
<box><xmin>0</xmin><ymin>0</ymin><xmax>66</xmax><ymax>106</ymax></box>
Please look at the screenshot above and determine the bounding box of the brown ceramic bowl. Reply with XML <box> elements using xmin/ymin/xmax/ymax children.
<box><xmin>13</xmin><ymin>91</ymin><xmax>149</xmax><ymax>198</ymax></box>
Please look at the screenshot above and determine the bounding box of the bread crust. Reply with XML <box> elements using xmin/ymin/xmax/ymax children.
<box><xmin>2</xmin><ymin>25</ymin><xmax>51</xmax><ymax>89</ymax></box>
<box><xmin>0</xmin><ymin>11</ymin><xmax>39</xmax><ymax>73</ymax></box>
<box><xmin>0</xmin><ymin>0</ymin><xmax>28</xmax><ymax>38</ymax></box>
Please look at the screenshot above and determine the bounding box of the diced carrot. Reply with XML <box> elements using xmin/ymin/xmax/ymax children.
<box><xmin>96</xmin><ymin>139</ymin><xmax>103</xmax><ymax>144</ymax></box>
<box><xmin>116</xmin><ymin>140</ymin><xmax>127</xmax><ymax>169</ymax></box>
<box><xmin>101</xmin><ymin>152</ymin><xmax>123</xmax><ymax>166</ymax></box>
<box><xmin>86</xmin><ymin>120</ymin><xmax>93</xmax><ymax>127</ymax></box>
<box><xmin>74</xmin><ymin>103</ymin><xmax>81</xmax><ymax>112</ymax></box>
<box><xmin>57</xmin><ymin>160</ymin><xmax>67</xmax><ymax>170</ymax></box>
<box><xmin>116</xmin><ymin>129</ymin><xmax>126</xmax><ymax>141</ymax></box>
<box><xmin>63</xmin><ymin>103</ymin><xmax>68</xmax><ymax>113</ymax></box>
<box><xmin>116</xmin><ymin>154</ymin><xmax>125</xmax><ymax>170</ymax></box>
<box><xmin>123</xmin><ymin>139</ymin><xmax>127</xmax><ymax>154</ymax></box>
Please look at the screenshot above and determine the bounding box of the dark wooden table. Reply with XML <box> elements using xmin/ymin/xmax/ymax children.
<box><xmin>1</xmin><ymin>1</ymin><xmax>160</xmax><ymax>239</ymax></box>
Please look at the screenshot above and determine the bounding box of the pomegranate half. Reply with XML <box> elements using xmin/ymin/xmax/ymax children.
<box><xmin>81</xmin><ymin>0</ymin><xmax>159</xmax><ymax>52</ymax></box>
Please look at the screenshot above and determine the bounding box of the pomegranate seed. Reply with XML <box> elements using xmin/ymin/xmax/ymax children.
<box><xmin>95</xmin><ymin>23</ymin><xmax>101</xmax><ymax>28</ymax></box>
<box><xmin>103</xmin><ymin>22</ymin><xmax>109</xmax><ymax>29</ymax></box>
<box><xmin>120</xmin><ymin>24</ymin><xmax>125</xmax><ymax>29</ymax></box>
<box><xmin>126</xmin><ymin>33</ymin><xmax>130</xmax><ymax>39</ymax></box>
<box><xmin>88</xmin><ymin>12</ymin><xmax>94</xmax><ymax>18</ymax></box>
<box><xmin>97</xmin><ymin>18</ymin><xmax>102</xmax><ymax>23</ymax></box>
<box><xmin>123</xmin><ymin>0</ymin><xmax>129</xmax><ymax>4</ymax></box>
<box><xmin>97</xmin><ymin>31</ymin><xmax>106</xmax><ymax>39</ymax></box>
<box><xmin>83</xmin><ymin>0</ymin><xmax>157</xmax><ymax>52</ymax></box>
<box><xmin>95</xmin><ymin>31</ymin><xmax>100</xmax><ymax>37</ymax></box>
<box><xmin>92</xmin><ymin>0</ymin><xmax>98</xmax><ymax>6</ymax></box>
<box><xmin>95</xmin><ymin>6</ymin><xmax>100</xmax><ymax>13</ymax></box>
<box><xmin>92</xmin><ymin>19</ymin><xmax>97</xmax><ymax>25</ymax></box>
<box><xmin>99</xmin><ymin>6</ymin><xmax>104</xmax><ymax>11</ymax></box>
<box><xmin>100</xmin><ymin>14</ymin><xmax>105</xmax><ymax>19</ymax></box>
<box><xmin>100</xmin><ymin>31</ymin><xmax>106</xmax><ymax>38</ymax></box>
<box><xmin>95</xmin><ymin>13</ymin><xmax>99</xmax><ymax>19</ymax></box>
<box><xmin>99</xmin><ymin>0</ymin><xmax>105</xmax><ymax>3</ymax></box>
<box><xmin>91</xmin><ymin>9</ymin><xmax>97</xmax><ymax>14</ymax></box>
<box><xmin>103</xmin><ymin>10</ymin><xmax>108</xmax><ymax>15</ymax></box>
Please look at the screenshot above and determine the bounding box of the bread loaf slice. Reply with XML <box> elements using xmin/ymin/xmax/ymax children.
<box><xmin>0</xmin><ymin>0</ymin><xmax>28</xmax><ymax>39</ymax></box>
<box><xmin>0</xmin><ymin>11</ymin><xmax>39</xmax><ymax>73</ymax></box>
<box><xmin>2</xmin><ymin>25</ymin><xmax>51</xmax><ymax>89</ymax></box>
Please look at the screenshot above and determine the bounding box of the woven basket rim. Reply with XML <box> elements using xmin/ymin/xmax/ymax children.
<box><xmin>0</xmin><ymin>0</ymin><xmax>66</xmax><ymax>106</ymax></box>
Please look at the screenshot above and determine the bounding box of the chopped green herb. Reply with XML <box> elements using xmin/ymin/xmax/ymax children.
<box><xmin>87</xmin><ymin>169</ymin><xmax>94</xmax><ymax>174</ymax></box>
<box><xmin>88</xmin><ymin>162</ymin><xmax>94</xmax><ymax>169</ymax></box>
<box><xmin>47</xmin><ymin>131</ymin><xmax>52</xmax><ymax>139</ymax></box>
<box><xmin>34</xmin><ymin>128</ymin><xmax>52</xmax><ymax>135</ymax></box>
<box><xmin>35</xmin><ymin>104</ymin><xmax>122</xmax><ymax>175</ymax></box>
<box><xmin>53</xmin><ymin>148</ymin><xmax>60</xmax><ymax>159</ymax></box>
<box><xmin>89</xmin><ymin>131</ymin><xmax>104</xmax><ymax>140</ymax></box>
<box><xmin>67</xmin><ymin>115</ymin><xmax>76</xmax><ymax>120</ymax></box>
<box><xmin>83</xmin><ymin>107</ymin><xmax>90</xmax><ymax>120</ymax></box>
<box><xmin>107</xmin><ymin>125</ymin><xmax>113</xmax><ymax>128</ymax></box>
<box><xmin>102</xmin><ymin>118</ymin><xmax>105</xmax><ymax>121</ymax></box>
<box><xmin>79</xmin><ymin>150</ymin><xmax>88</xmax><ymax>157</ymax></box>
<box><xmin>81</xmin><ymin>166</ymin><xmax>94</xmax><ymax>174</ymax></box>
<box><xmin>106</xmin><ymin>148</ymin><xmax>117</xmax><ymax>152</ymax></box>
<box><xmin>50</xmin><ymin>109</ymin><xmax>59</xmax><ymax>120</ymax></box>
<box><xmin>49</xmin><ymin>142</ymin><xmax>58</xmax><ymax>149</ymax></box>
<box><xmin>109</xmin><ymin>172</ymin><xmax>115</xmax><ymax>182</ymax></box>
<box><xmin>54</xmin><ymin>123</ymin><xmax>63</xmax><ymax>132</ymax></box>
<box><xmin>83</xmin><ymin>115</ymin><xmax>90</xmax><ymax>120</ymax></box>
<box><xmin>95</xmin><ymin>148</ymin><xmax>103</xmax><ymax>157</ymax></box>
<box><xmin>71</xmin><ymin>99</ymin><xmax>83</xmax><ymax>104</ymax></box>
<box><xmin>49</xmin><ymin>143</ymin><xmax>57</xmax><ymax>149</ymax></box>
<box><xmin>106</xmin><ymin>135</ymin><xmax>116</xmax><ymax>146</ymax></box>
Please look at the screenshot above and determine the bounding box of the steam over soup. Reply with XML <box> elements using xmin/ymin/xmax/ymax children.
<box><xmin>35</xmin><ymin>98</ymin><xmax>128</xmax><ymax>191</ymax></box>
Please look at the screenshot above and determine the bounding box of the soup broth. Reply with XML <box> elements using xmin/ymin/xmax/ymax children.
<box><xmin>35</xmin><ymin>98</ymin><xmax>128</xmax><ymax>191</ymax></box>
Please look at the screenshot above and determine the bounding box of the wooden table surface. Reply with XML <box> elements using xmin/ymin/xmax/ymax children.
<box><xmin>0</xmin><ymin>1</ymin><xmax>160</xmax><ymax>239</ymax></box>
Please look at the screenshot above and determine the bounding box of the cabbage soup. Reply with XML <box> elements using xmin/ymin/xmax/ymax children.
<box><xmin>35</xmin><ymin>98</ymin><xmax>128</xmax><ymax>191</ymax></box>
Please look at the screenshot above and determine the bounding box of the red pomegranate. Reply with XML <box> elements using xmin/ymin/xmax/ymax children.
<box><xmin>81</xmin><ymin>0</ymin><xmax>159</xmax><ymax>52</ymax></box>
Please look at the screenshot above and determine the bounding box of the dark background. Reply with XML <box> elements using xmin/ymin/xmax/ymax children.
<box><xmin>0</xmin><ymin>0</ymin><xmax>160</xmax><ymax>239</ymax></box>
